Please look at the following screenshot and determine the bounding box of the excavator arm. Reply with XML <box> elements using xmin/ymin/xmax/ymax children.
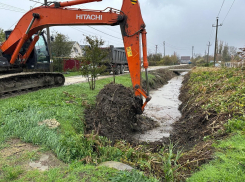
<box><xmin>0</xmin><ymin>0</ymin><xmax>151</xmax><ymax>112</ymax></box>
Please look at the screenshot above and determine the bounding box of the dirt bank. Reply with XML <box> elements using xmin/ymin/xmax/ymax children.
<box><xmin>85</xmin><ymin>69</ymin><xmax>179</xmax><ymax>143</ymax></box>
<box><xmin>170</xmin><ymin>72</ymin><xmax>229</xmax><ymax>150</ymax></box>
<box><xmin>168</xmin><ymin>70</ymin><xmax>231</xmax><ymax>181</ymax></box>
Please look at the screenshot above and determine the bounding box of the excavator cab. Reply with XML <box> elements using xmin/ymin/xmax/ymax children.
<box><xmin>1</xmin><ymin>30</ymin><xmax>50</xmax><ymax>72</ymax></box>
<box><xmin>32</xmin><ymin>32</ymin><xmax>50</xmax><ymax>71</ymax></box>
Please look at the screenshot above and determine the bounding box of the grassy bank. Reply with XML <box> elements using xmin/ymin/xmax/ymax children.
<box><xmin>177</xmin><ymin>67</ymin><xmax>245</xmax><ymax>181</ymax></box>
<box><xmin>63</xmin><ymin>71</ymin><xmax>81</xmax><ymax>77</ymax></box>
<box><xmin>0</xmin><ymin>70</ymin><xmax>178</xmax><ymax>181</ymax></box>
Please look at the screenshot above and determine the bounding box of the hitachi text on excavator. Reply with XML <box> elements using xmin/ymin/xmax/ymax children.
<box><xmin>0</xmin><ymin>0</ymin><xmax>151</xmax><ymax>112</ymax></box>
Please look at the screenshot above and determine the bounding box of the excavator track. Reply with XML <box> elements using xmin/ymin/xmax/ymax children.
<box><xmin>0</xmin><ymin>72</ymin><xmax>65</xmax><ymax>98</ymax></box>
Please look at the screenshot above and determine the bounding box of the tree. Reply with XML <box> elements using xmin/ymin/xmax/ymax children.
<box><xmin>51</xmin><ymin>31</ymin><xmax>73</xmax><ymax>57</ymax></box>
<box><xmin>229</xmin><ymin>46</ymin><xmax>240</xmax><ymax>62</ymax></box>
<box><xmin>51</xmin><ymin>31</ymin><xmax>73</xmax><ymax>72</ymax></box>
<box><xmin>170</xmin><ymin>52</ymin><xmax>179</xmax><ymax>65</ymax></box>
<box><xmin>162</xmin><ymin>56</ymin><xmax>173</xmax><ymax>65</ymax></box>
<box><xmin>222</xmin><ymin>43</ymin><xmax>231</xmax><ymax>62</ymax></box>
<box><xmin>147</xmin><ymin>53</ymin><xmax>162</xmax><ymax>66</ymax></box>
<box><xmin>238</xmin><ymin>47</ymin><xmax>245</xmax><ymax>61</ymax></box>
<box><xmin>81</xmin><ymin>36</ymin><xmax>108</xmax><ymax>90</ymax></box>
<box><xmin>216</xmin><ymin>40</ymin><xmax>239</xmax><ymax>63</ymax></box>
<box><xmin>192</xmin><ymin>54</ymin><xmax>202</xmax><ymax>66</ymax></box>
<box><xmin>0</xmin><ymin>28</ymin><xmax>5</xmax><ymax>43</ymax></box>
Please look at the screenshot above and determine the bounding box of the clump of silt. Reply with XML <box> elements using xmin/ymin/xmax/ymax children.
<box><xmin>85</xmin><ymin>83</ymin><xmax>156</xmax><ymax>143</ymax></box>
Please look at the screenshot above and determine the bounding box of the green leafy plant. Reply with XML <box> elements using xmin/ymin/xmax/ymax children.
<box><xmin>1</xmin><ymin>165</ymin><xmax>24</xmax><ymax>181</ymax></box>
<box><xmin>224</xmin><ymin>118</ymin><xmax>245</xmax><ymax>133</ymax></box>
<box><xmin>80</xmin><ymin>36</ymin><xmax>108</xmax><ymax>90</ymax></box>
<box><xmin>162</xmin><ymin>143</ymin><xmax>182</xmax><ymax>182</ymax></box>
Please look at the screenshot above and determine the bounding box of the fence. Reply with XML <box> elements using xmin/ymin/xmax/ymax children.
<box><xmin>53</xmin><ymin>57</ymin><xmax>81</xmax><ymax>72</ymax></box>
<box><xmin>63</xmin><ymin>59</ymin><xmax>80</xmax><ymax>72</ymax></box>
<box><xmin>224</xmin><ymin>62</ymin><xmax>244</xmax><ymax>68</ymax></box>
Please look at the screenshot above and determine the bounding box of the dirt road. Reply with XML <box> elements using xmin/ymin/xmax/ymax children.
<box><xmin>64</xmin><ymin>65</ymin><xmax>188</xmax><ymax>86</ymax></box>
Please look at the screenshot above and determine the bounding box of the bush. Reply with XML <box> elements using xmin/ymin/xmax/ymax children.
<box><xmin>53</xmin><ymin>58</ymin><xmax>64</xmax><ymax>72</ymax></box>
<box><xmin>224</xmin><ymin>118</ymin><xmax>245</xmax><ymax>133</ymax></box>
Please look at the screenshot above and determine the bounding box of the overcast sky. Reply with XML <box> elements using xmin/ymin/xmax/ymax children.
<box><xmin>0</xmin><ymin>0</ymin><xmax>244</xmax><ymax>57</ymax></box>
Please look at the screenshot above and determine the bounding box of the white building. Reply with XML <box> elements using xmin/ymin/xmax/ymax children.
<box><xmin>180</xmin><ymin>56</ymin><xmax>191</xmax><ymax>64</ymax></box>
<box><xmin>69</xmin><ymin>41</ymin><xmax>84</xmax><ymax>58</ymax></box>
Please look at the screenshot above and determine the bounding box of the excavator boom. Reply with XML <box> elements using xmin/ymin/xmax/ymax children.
<box><xmin>0</xmin><ymin>0</ymin><xmax>151</xmax><ymax>111</ymax></box>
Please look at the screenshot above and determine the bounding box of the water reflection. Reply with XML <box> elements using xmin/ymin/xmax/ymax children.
<box><xmin>135</xmin><ymin>72</ymin><xmax>186</xmax><ymax>142</ymax></box>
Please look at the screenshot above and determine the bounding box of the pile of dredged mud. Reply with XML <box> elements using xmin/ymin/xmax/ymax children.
<box><xmin>84</xmin><ymin>67</ymin><xmax>191</xmax><ymax>143</ymax></box>
<box><xmin>84</xmin><ymin>83</ymin><xmax>158</xmax><ymax>143</ymax></box>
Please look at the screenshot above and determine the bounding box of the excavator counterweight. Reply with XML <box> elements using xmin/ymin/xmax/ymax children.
<box><xmin>0</xmin><ymin>0</ymin><xmax>150</xmax><ymax>112</ymax></box>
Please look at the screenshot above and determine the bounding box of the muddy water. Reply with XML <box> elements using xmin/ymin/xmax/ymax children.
<box><xmin>135</xmin><ymin>73</ymin><xmax>186</xmax><ymax>142</ymax></box>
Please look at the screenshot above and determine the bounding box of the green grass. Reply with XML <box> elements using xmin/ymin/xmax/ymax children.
<box><xmin>0</xmin><ymin>163</ymin><xmax>158</xmax><ymax>182</ymax></box>
<box><xmin>189</xmin><ymin>67</ymin><xmax>245</xmax><ymax>116</ymax></box>
<box><xmin>0</xmin><ymin>165</ymin><xmax>24</xmax><ymax>181</ymax></box>
<box><xmin>0</xmin><ymin>75</ymin><xmax>133</xmax><ymax>162</ymax></box>
<box><xmin>187</xmin><ymin>132</ymin><xmax>245</xmax><ymax>182</ymax></box>
<box><xmin>183</xmin><ymin>67</ymin><xmax>245</xmax><ymax>181</ymax></box>
<box><xmin>0</xmin><ymin>73</ymin><xmax>163</xmax><ymax>181</ymax></box>
<box><xmin>63</xmin><ymin>71</ymin><xmax>81</xmax><ymax>77</ymax></box>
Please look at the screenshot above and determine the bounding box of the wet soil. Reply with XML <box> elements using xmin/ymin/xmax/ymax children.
<box><xmin>0</xmin><ymin>139</ymin><xmax>65</xmax><ymax>172</ymax></box>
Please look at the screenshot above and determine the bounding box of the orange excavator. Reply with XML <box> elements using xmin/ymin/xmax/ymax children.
<box><xmin>0</xmin><ymin>0</ymin><xmax>151</xmax><ymax>112</ymax></box>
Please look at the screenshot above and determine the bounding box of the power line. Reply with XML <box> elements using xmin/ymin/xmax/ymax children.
<box><xmin>8</xmin><ymin>21</ymin><xmax>19</xmax><ymax>29</ymax></box>
<box><xmin>165</xmin><ymin>42</ymin><xmax>189</xmax><ymax>50</ymax></box>
<box><xmin>217</xmin><ymin>0</ymin><xmax>225</xmax><ymax>17</ymax></box>
<box><xmin>87</xmin><ymin>26</ymin><xmax>122</xmax><ymax>40</ymax></box>
<box><xmin>102</xmin><ymin>26</ymin><xmax>122</xmax><ymax>36</ymax></box>
<box><xmin>222</xmin><ymin>0</ymin><xmax>236</xmax><ymax>24</ymax></box>
<box><xmin>29</xmin><ymin>0</ymin><xmax>43</xmax><ymax>4</ymax></box>
<box><xmin>58</xmin><ymin>2</ymin><xmax>125</xmax><ymax>43</ymax></box>
<box><xmin>0</xmin><ymin>2</ymin><xmax>26</xmax><ymax>13</ymax></box>
<box><xmin>68</xmin><ymin>2</ymin><xmax>123</xmax><ymax>37</ymax></box>
<box><xmin>3</xmin><ymin>1</ymin><xmax>125</xmax><ymax>49</ymax></box>
<box><xmin>70</xmin><ymin>26</ymin><xmax>123</xmax><ymax>45</ymax></box>
<box><xmin>77</xmin><ymin>26</ymin><xmax>123</xmax><ymax>44</ymax></box>
<box><xmin>1</xmin><ymin>2</ymin><xmax>123</xmax><ymax>44</ymax></box>
<box><xmin>0</xmin><ymin>7</ymin><xmax>25</xmax><ymax>13</ymax></box>
<box><xmin>0</xmin><ymin>2</ymin><xmax>28</xmax><ymax>29</ymax></box>
<box><xmin>208</xmin><ymin>28</ymin><xmax>215</xmax><ymax>43</ymax></box>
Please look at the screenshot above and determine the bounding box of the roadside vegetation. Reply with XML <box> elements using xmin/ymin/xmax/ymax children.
<box><xmin>147</xmin><ymin>53</ymin><xmax>179</xmax><ymax>66</ymax></box>
<box><xmin>178</xmin><ymin>67</ymin><xmax>245</xmax><ymax>181</ymax></box>
<box><xmin>0</xmin><ymin>28</ymin><xmax>5</xmax><ymax>42</ymax></box>
<box><xmin>80</xmin><ymin>36</ymin><xmax>108</xmax><ymax>90</ymax></box>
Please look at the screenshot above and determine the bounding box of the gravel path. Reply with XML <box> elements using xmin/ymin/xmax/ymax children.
<box><xmin>64</xmin><ymin>65</ymin><xmax>187</xmax><ymax>86</ymax></box>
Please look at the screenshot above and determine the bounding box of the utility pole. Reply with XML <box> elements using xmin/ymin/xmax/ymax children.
<box><xmin>155</xmin><ymin>45</ymin><xmax>158</xmax><ymax>54</ymax></box>
<box><xmin>44</xmin><ymin>0</ymin><xmax>53</xmax><ymax>72</ymax></box>
<box><xmin>163</xmin><ymin>41</ymin><xmax>165</xmax><ymax>57</ymax></box>
<box><xmin>207</xmin><ymin>41</ymin><xmax>211</xmax><ymax>65</ymax></box>
<box><xmin>192</xmin><ymin>46</ymin><xmax>194</xmax><ymax>60</ymax></box>
<box><xmin>212</xmin><ymin>17</ymin><xmax>222</xmax><ymax>67</ymax></box>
